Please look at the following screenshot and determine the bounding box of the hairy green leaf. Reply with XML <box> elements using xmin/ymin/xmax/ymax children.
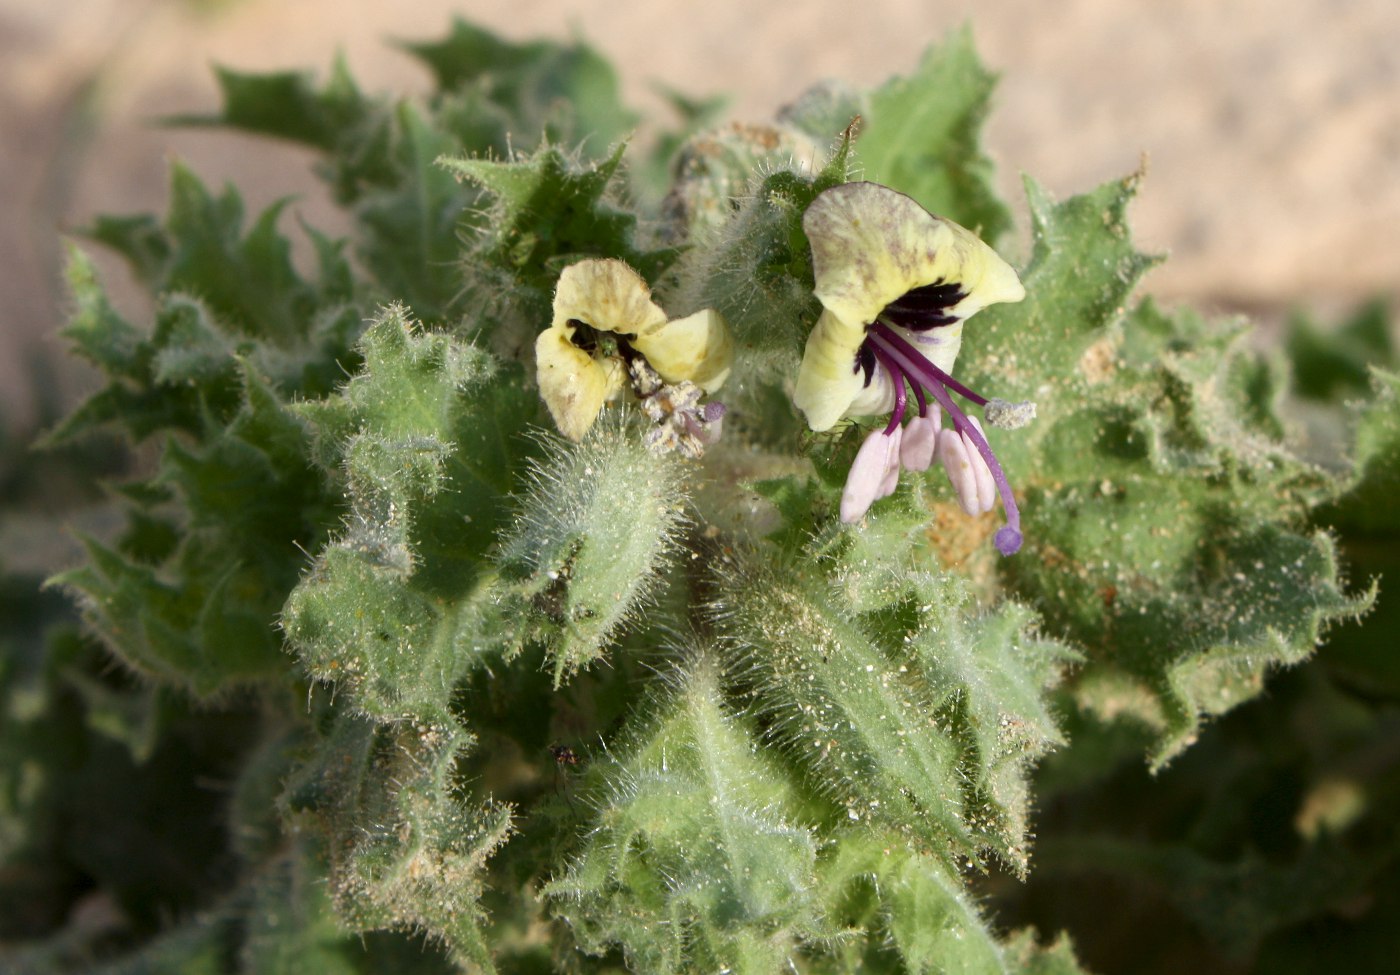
<box><xmin>547</xmin><ymin>657</ymin><xmax>818</xmax><ymax>973</ymax></box>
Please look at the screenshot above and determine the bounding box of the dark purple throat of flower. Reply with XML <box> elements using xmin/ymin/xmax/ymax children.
<box><xmin>864</xmin><ymin>321</ymin><xmax>1023</xmax><ymax>556</ymax></box>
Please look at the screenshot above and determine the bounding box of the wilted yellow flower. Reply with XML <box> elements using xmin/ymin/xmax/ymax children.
<box><xmin>535</xmin><ymin>259</ymin><xmax>732</xmax><ymax>443</ymax></box>
<box><xmin>795</xmin><ymin>182</ymin><xmax>1032</xmax><ymax>554</ymax></box>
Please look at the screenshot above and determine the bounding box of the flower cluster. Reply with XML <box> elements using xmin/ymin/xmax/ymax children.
<box><xmin>535</xmin><ymin>184</ymin><xmax>1032</xmax><ymax>554</ymax></box>
<box><xmin>535</xmin><ymin>259</ymin><xmax>732</xmax><ymax>453</ymax></box>
<box><xmin>795</xmin><ymin>182</ymin><xmax>1032</xmax><ymax>555</ymax></box>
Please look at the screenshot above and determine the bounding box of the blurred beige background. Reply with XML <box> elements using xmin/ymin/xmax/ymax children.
<box><xmin>4</xmin><ymin>0</ymin><xmax>1398</xmax><ymax>431</ymax></box>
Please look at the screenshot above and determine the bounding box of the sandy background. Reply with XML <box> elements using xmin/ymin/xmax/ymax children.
<box><xmin>3</xmin><ymin>0</ymin><xmax>1398</xmax><ymax>431</ymax></box>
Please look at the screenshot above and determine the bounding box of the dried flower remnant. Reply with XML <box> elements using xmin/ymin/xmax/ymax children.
<box><xmin>795</xmin><ymin>182</ymin><xmax>1033</xmax><ymax>554</ymax></box>
<box><xmin>631</xmin><ymin>358</ymin><xmax>727</xmax><ymax>459</ymax></box>
<box><xmin>535</xmin><ymin>259</ymin><xmax>732</xmax><ymax>452</ymax></box>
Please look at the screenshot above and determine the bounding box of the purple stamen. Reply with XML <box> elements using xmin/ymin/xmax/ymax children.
<box><xmin>870</xmin><ymin>322</ymin><xmax>989</xmax><ymax>407</ymax></box>
<box><xmin>910</xmin><ymin>381</ymin><xmax>928</xmax><ymax>417</ymax></box>
<box><xmin>866</xmin><ymin>322</ymin><xmax>1022</xmax><ymax>555</ymax></box>
<box><xmin>879</xmin><ymin>351</ymin><xmax>909</xmax><ymax>435</ymax></box>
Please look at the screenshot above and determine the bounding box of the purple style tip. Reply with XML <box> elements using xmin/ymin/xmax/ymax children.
<box><xmin>994</xmin><ymin>526</ymin><xmax>1022</xmax><ymax>556</ymax></box>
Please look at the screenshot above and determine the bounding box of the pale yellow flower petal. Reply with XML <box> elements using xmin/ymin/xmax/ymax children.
<box><xmin>632</xmin><ymin>308</ymin><xmax>733</xmax><ymax>393</ymax></box>
<box><xmin>901</xmin><ymin>321</ymin><xmax>964</xmax><ymax>378</ymax></box>
<box><xmin>793</xmin><ymin>308</ymin><xmax>869</xmax><ymax>432</ymax></box>
<box><xmin>535</xmin><ymin>327</ymin><xmax>625</xmax><ymax>441</ymax></box>
<box><xmin>802</xmin><ymin>182</ymin><xmax>1024</xmax><ymax>329</ymax></box>
<box><xmin>793</xmin><ymin>309</ymin><xmax>906</xmax><ymax>431</ymax></box>
<box><xmin>552</xmin><ymin>258</ymin><xmax>668</xmax><ymax>337</ymax></box>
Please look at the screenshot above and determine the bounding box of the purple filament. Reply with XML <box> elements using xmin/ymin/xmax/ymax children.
<box><xmin>867</xmin><ymin>322</ymin><xmax>1022</xmax><ymax>555</ymax></box>
<box><xmin>882</xmin><ymin>359</ymin><xmax>909</xmax><ymax>435</ymax></box>
<box><xmin>870</xmin><ymin>322</ymin><xmax>989</xmax><ymax>406</ymax></box>
<box><xmin>910</xmin><ymin>377</ymin><xmax>928</xmax><ymax>417</ymax></box>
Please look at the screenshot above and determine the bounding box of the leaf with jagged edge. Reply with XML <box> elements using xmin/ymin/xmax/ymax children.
<box><xmin>45</xmin><ymin>252</ymin><xmax>228</xmax><ymax>445</ymax></box>
<box><xmin>284</xmin><ymin>307</ymin><xmax>543</xmax><ymax>720</ymax></box>
<box><xmin>900</xmin><ymin>579</ymin><xmax>1075</xmax><ymax>875</ymax></box>
<box><xmin>50</xmin><ymin>359</ymin><xmax>335</xmax><ymax>695</ymax></box>
<box><xmin>239</xmin><ymin>839</ymin><xmax>459</xmax><ymax>975</ymax></box>
<box><xmin>87</xmin><ymin>162</ymin><xmax>354</xmax><ymax>345</ymax></box>
<box><xmin>1326</xmin><ymin>367</ymin><xmax>1400</xmax><ymax>533</ymax></box>
<box><xmin>179</xmin><ymin>55</ymin><xmax>402</xmax><ymax>206</ymax></box>
<box><xmin>352</xmin><ymin>102</ymin><xmax>476</xmax><ymax>320</ymax></box>
<box><xmin>173</xmin><ymin>56</ymin><xmax>374</xmax><ymax>155</ymax></box>
<box><xmin>852</xmin><ymin>28</ymin><xmax>1013</xmax><ymax>244</ymax></box>
<box><xmin>182</xmin><ymin>25</ymin><xmax>643</xmax><ymax>322</ymax></box>
<box><xmin>545</xmin><ymin>655</ymin><xmax>820</xmax><ymax>974</ymax></box>
<box><xmin>179</xmin><ymin>60</ymin><xmax>474</xmax><ymax>319</ymax></box>
<box><xmin>1015</xmin><ymin>319</ymin><xmax>1365</xmax><ymax>767</ymax></box>
<box><xmin>913</xmin><ymin>171</ymin><xmax>1370</xmax><ymax>769</ymax></box>
<box><xmin>1287</xmin><ymin>298</ymin><xmax>1393</xmax><ymax>403</ymax></box>
<box><xmin>959</xmin><ymin>171</ymin><xmax>1160</xmax><ymax>422</ymax></box>
<box><xmin>1305</xmin><ymin>364</ymin><xmax>1400</xmax><ymax>696</ymax></box>
<box><xmin>281</xmin><ymin>711</ymin><xmax>508</xmax><ymax>974</ymax></box>
<box><xmin>52</xmin><ymin>173</ymin><xmax>359</xmax><ymax>446</ymax></box>
<box><xmin>1005</xmin><ymin>624</ymin><xmax>1400</xmax><ymax>970</ymax></box>
<box><xmin>712</xmin><ymin>545</ymin><xmax>986</xmax><ymax>864</ymax></box>
<box><xmin>192</xmin><ymin>21</ymin><xmax>634</xmax><ymax>174</ymax></box>
<box><xmin>713</xmin><ymin>469</ymin><xmax>1077</xmax><ymax>869</ymax></box>
<box><xmin>813</xmin><ymin>485</ymin><xmax>1075</xmax><ymax>869</ymax></box>
<box><xmin>816</xmin><ymin>827</ymin><xmax>1008</xmax><ymax>974</ymax></box>
<box><xmin>440</xmin><ymin>143</ymin><xmax>676</xmax><ymax>351</ymax></box>
<box><xmin>775</xmin><ymin>31</ymin><xmax>1010</xmax><ymax>241</ymax></box>
<box><xmin>811</xmin><ymin>827</ymin><xmax>1094</xmax><ymax>974</ymax></box>
<box><xmin>400</xmin><ymin>17</ymin><xmax>636</xmax><ymax>153</ymax></box>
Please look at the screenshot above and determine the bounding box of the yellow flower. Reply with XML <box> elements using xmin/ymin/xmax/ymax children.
<box><xmin>795</xmin><ymin>182</ymin><xmax>1024</xmax><ymax>432</ymax></box>
<box><xmin>795</xmin><ymin>182</ymin><xmax>1032</xmax><ymax>555</ymax></box>
<box><xmin>535</xmin><ymin>259</ymin><xmax>732</xmax><ymax>442</ymax></box>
